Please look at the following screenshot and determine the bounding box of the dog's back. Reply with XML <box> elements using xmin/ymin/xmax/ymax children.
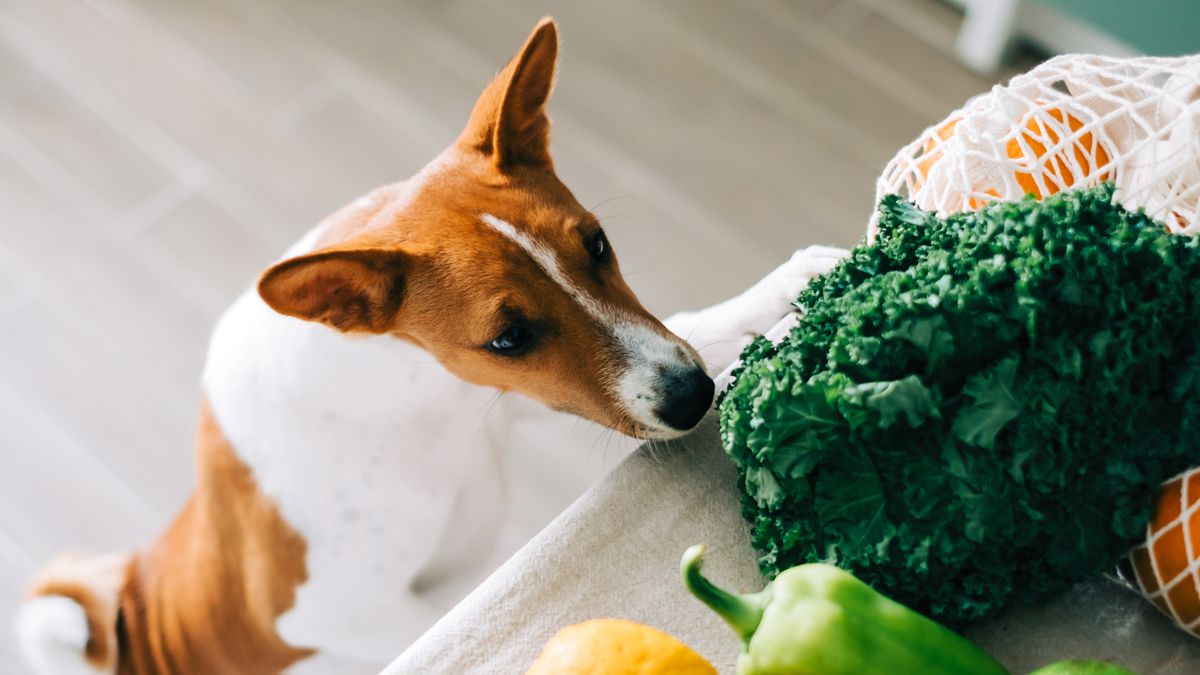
<box><xmin>16</xmin><ymin>18</ymin><xmax>715</xmax><ymax>674</ymax></box>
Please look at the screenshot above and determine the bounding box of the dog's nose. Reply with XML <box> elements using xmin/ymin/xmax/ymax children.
<box><xmin>655</xmin><ymin>366</ymin><xmax>715</xmax><ymax>431</ymax></box>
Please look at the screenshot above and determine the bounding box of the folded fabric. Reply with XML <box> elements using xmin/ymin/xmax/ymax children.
<box><xmin>383</xmin><ymin>415</ymin><xmax>1200</xmax><ymax>674</ymax></box>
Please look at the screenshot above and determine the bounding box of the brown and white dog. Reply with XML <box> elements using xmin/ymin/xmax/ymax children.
<box><xmin>16</xmin><ymin>18</ymin><xmax>845</xmax><ymax>675</ymax></box>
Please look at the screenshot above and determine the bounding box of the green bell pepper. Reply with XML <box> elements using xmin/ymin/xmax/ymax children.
<box><xmin>681</xmin><ymin>544</ymin><xmax>1008</xmax><ymax>675</ymax></box>
<box><xmin>1027</xmin><ymin>662</ymin><xmax>1136</xmax><ymax>675</ymax></box>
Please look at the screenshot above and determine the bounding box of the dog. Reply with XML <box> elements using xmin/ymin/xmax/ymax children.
<box><xmin>15</xmin><ymin>18</ymin><xmax>846</xmax><ymax>674</ymax></box>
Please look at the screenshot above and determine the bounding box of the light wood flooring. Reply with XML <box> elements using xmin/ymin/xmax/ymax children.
<box><xmin>0</xmin><ymin>0</ymin><xmax>1021</xmax><ymax>669</ymax></box>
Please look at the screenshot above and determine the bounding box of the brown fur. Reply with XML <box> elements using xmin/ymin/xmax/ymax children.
<box><xmin>28</xmin><ymin>574</ymin><xmax>119</xmax><ymax>671</ymax></box>
<box><xmin>121</xmin><ymin>397</ymin><xmax>311</xmax><ymax>674</ymax></box>
<box><xmin>26</xmin><ymin>17</ymin><xmax>697</xmax><ymax>674</ymax></box>
<box><xmin>27</xmin><ymin>398</ymin><xmax>310</xmax><ymax>675</ymax></box>
<box><xmin>259</xmin><ymin>17</ymin><xmax>691</xmax><ymax>436</ymax></box>
<box><xmin>460</xmin><ymin>18</ymin><xmax>557</xmax><ymax>168</ymax></box>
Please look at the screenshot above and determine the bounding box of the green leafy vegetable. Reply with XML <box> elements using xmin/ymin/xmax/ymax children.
<box><xmin>719</xmin><ymin>185</ymin><xmax>1200</xmax><ymax>627</ymax></box>
<box><xmin>951</xmin><ymin>357</ymin><xmax>1020</xmax><ymax>449</ymax></box>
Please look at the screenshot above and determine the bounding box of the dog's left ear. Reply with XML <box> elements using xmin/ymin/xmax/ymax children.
<box><xmin>458</xmin><ymin>17</ymin><xmax>558</xmax><ymax>170</ymax></box>
<box><xmin>257</xmin><ymin>248</ymin><xmax>410</xmax><ymax>333</ymax></box>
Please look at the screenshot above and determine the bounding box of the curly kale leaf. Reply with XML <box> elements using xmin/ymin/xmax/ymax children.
<box><xmin>951</xmin><ymin>357</ymin><xmax>1020</xmax><ymax>449</ymax></box>
<box><xmin>720</xmin><ymin>185</ymin><xmax>1200</xmax><ymax>627</ymax></box>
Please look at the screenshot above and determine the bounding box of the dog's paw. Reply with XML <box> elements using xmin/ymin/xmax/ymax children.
<box><xmin>668</xmin><ymin>245</ymin><xmax>849</xmax><ymax>378</ymax></box>
<box><xmin>709</xmin><ymin>245</ymin><xmax>847</xmax><ymax>388</ymax></box>
<box><xmin>736</xmin><ymin>245</ymin><xmax>848</xmax><ymax>336</ymax></box>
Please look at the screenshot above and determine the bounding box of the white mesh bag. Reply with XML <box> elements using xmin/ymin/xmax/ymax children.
<box><xmin>1120</xmin><ymin>467</ymin><xmax>1200</xmax><ymax>639</ymax></box>
<box><xmin>868</xmin><ymin>53</ymin><xmax>1200</xmax><ymax>640</ymax></box>
<box><xmin>869</xmin><ymin>54</ymin><xmax>1200</xmax><ymax>241</ymax></box>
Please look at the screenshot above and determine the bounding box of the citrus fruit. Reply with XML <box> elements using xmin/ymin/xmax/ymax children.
<box><xmin>525</xmin><ymin>619</ymin><xmax>717</xmax><ymax>675</ymax></box>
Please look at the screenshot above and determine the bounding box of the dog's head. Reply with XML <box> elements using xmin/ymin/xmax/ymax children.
<box><xmin>257</xmin><ymin>19</ymin><xmax>712</xmax><ymax>439</ymax></box>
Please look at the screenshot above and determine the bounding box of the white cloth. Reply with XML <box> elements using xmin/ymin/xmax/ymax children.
<box><xmin>383</xmin><ymin>412</ymin><xmax>1200</xmax><ymax>674</ymax></box>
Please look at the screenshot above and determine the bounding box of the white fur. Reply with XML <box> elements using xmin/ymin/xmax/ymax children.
<box><xmin>665</xmin><ymin>245</ymin><xmax>849</xmax><ymax>375</ymax></box>
<box><xmin>201</xmin><ymin>154</ymin><xmax>522</xmax><ymax>660</ymax></box>
<box><xmin>15</xmin><ymin>552</ymin><xmax>126</xmax><ymax>675</ymax></box>
<box><xmin>201</xmin><ymin>175</ymin><xmax>846</xmax><ymax>664</ymax></box>
<box><xmin>481</xmin><ymin>213</ymin><xmax>698</xmax><ymax>434</ymax></box>
<box><xmin>387</xmin><ymin>149</ymin><xmax>457</xmax><ymax>212</ymax></box>
<box><xmin>16</xmin><ymin>597</ymin><xmax>110</xmax><ymax>675</ymax></box>
<box><xmin>480</xmin><ymin>213</ymin><xmax>612</xmax><ymax>324</ymax></box>
<box><xmin>613</xmin><ymin>321</ymin><xmax>694</xmax><ymax>432</ymax></box>
<box><xmin>205</xmin><ymin>279</ymin><xmax>509</xmax><ymax>662</ymax></box>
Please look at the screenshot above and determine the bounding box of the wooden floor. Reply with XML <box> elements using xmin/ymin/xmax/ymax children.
<box><xmin>0</xmin><ymin>0</ymin><xmax>1022</xmax><ymax>668</ymax></box>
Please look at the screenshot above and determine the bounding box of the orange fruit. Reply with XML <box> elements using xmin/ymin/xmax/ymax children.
<box><xmin>915</xmin><ymin>117</ymin><xmax>959</xmax><ymax>186</ymax></box>
<box><xmin>911</xmin><ymin>106</ymin><xmax>1112</xmax><ymax>210</ymax></box>
<box><xmin>1006</xmin><ymin>106</ymin><xmax>1111</xmax><ymax>198</ymax></box>
<box><xmin>1123</xmin><ymin>467</ymin><xmax>1200</xmax><ymax>636</ymax></box>
<box><xmin>525</xmin><ymin>619</ymin><xmax>717</xmax><ymax>675</ymax></box>
<box><xmin>912</xmin><ymin>117</ymin><xmax>998</xmax><ymax>210</ymax></box>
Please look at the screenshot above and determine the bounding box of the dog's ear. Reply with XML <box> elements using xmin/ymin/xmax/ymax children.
<box><xmin>459</xmin><ymin>17</ymin><xmax>558</xmax><ymax>170</ymax></box>
<box><xmin>258</xmin><ymin>248</ymin><xmax>410</xmax><ymax>333</ymax></box>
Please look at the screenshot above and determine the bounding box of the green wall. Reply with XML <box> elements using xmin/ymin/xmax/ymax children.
<box><xmin>1041</xmin><ymin>0</ymin><xmax>1200</xmax><ymax>55</ymax></box>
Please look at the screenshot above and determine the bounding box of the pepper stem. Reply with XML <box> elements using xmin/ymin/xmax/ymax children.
<box><xmin>680</xmin><ymin>544</ymin><xmax>767</xmax><ymax>644</ymax></box>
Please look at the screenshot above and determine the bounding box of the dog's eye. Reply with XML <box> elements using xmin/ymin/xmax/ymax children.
<box><xmin>587</xmin><ymin>230</ymin><xmax>611</xmax><ymax>264</ymax></box>
<box><xmin>487</xmin><ymin>325</ymin><xmax>535</xmax><ymax>356</ymax></box>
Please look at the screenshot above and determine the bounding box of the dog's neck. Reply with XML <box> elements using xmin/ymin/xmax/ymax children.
<box><xmin>201</xmin><ymin>245</ymin><xmax>512</xmax><ymax>656</ymax></box>
<box><xmin>206</xmin><ymin>289</ymin><xmax>473</xmax><ymax>430</ymax></box>
<box><xmin>204</xmin><ymin>207</ymin><xmax>491</xmax><ymax>430</ymax></box>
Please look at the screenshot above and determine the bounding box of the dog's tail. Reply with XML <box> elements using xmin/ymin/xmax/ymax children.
<box><xmin>15</xmin><ymin>552</ymin><xmax>129</xmax><ymax>675</ymax></box>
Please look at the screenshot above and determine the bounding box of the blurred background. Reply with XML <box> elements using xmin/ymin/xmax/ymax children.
<box><xmin>0</xmin><ymin>0</ymin><xmax>1191</xmax><ymax>668</ymax></box>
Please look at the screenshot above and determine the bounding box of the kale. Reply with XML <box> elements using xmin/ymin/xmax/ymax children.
<box><xmin>719</xmin><ymin>185</ymin><xmax>1200</xmax><ymax>628</ymax></box>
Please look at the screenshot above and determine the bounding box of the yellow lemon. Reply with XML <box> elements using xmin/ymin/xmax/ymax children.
<box><xmin>525</xmin><ymin>619</ymin><xmax>717</xmax><ymax>675</ymax></box>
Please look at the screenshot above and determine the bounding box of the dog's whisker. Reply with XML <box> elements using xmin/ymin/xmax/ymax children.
<box><xmin>684</xmin><ymin>323</ymin><xmax>702</xmax><ymax>342</ymax></box>
<box><xmin>594</xmin><ymin>213</ymin><xmax>630</xmax><ymax>226</ymax></box>
<box><xmin>601</xmin><ymin>426</ymin><xmax>614</xmax><ymax>467</ymax></box>
<box><xmin>600</xmin><ymin>412</ymin><xmax>637</xmax><ymax>469</ymax></box>
<box><xmin>603</xmin><ymin>414</ymin><xmax>625</xmax><ymax>464</ymax></box>
<box><xmin>468</xmin><ymin>389</ymin><xmax>506</xmax><ymax>422</ymax></box>
<box><xmin>588</xmin><ymin>419</ymin><xmax>613</xmax><ymax>457</ymax></box>
<box><xmin>645</xmin><ymin>439</ymin><xmax>661</xmax><ymax>464</ymax></box>
<box><xmin>693</xmin><ymin>338</ymin><xmax>749</xmax><ymax>351</ymax></box>
<box><xmin>588</xmin><ymin>194</ymin><xmax>634</xmax><ymax>212</ymax></box>
<box><xmin>617</xmin><ymin>266</ymin><xmax>665</xmax><ymax>277</ymax></box>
